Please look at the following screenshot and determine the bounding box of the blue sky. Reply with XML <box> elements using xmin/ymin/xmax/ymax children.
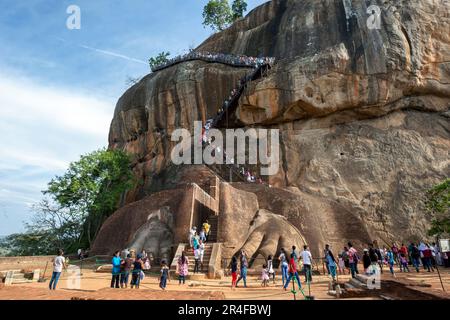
<box><xmin>0</xmin><ymin>0</ymin><xmax>268</xmax><ymax>236</ymax></box>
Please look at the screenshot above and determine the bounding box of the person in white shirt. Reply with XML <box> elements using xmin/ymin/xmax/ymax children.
<box><xmin>198</xmin><ymin>240</ymin><xmax>205</xmax><ymax>269</ymax></box>
<box><xmin>300</xmin><ymin>245</ymin><xmax>313</xmax><ymax>283</ymax></box>
<box><xmin>49</xmin><ymin>249</ymin><xmax>66</xmax><ymax>290</ymax></box>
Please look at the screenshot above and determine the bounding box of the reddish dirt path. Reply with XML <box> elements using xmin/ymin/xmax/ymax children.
<box><xmin>1</xmin><ymin>266</ymin><xmax>449</xmax><ymax>300</ymax></box>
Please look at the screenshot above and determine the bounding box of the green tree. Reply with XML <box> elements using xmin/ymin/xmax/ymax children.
<box><xmin>202</xmin><ymin>0</ymin><xmax>233</xmax><ymax>31</ymax></box>
<box><xmin>231</xmin><ymin>0</ymin><xmax>247</xmax><ymax>20</ymax></box>
<box><xmin>1</xmin><ymin>149</ymin><xmax>135</xmax><ymax>256</ymax></box>
<box><xmin>0</xmin><ymin>201</ymin><xmax>80</xmax><ymax>256</ymax></box>
<box><xmin>148</xmin><ymin>51</ymin><xmax>171</xmax><ymax>70</ymax></box>
<box><xmin>46</xmin><ymin>148</ymin><xmax>135</xmax><ymax>247</ymax></box>
<box><xmin>426</xmin><ymin>179</ymin><xmax>450</xmax><ymax>237</ymax></box>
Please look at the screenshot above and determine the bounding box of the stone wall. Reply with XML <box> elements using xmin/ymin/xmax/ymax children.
<box><xmin>0</xmin><ymin>256</ymin><xmax>54</xmax><ymax>272</ymax></box>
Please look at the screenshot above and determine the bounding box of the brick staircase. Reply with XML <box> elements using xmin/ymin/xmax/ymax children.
<box><xmin>183</xmin><ymin>243</ymin><xmax>214</xmax><ymax>274</ymax></box>
<box><xmin>207</xmin><ymin>215</ymin><xmax>218</xmax><ymax>242</ymax></box>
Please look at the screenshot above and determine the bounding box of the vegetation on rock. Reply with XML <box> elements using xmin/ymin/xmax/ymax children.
<box><xmin>148</xmin><ymin>51</ymin><xmax>171</xmax><ymax>70</ymax></box>
<box><xmin>202</xmin><ymin>0</ymin><xmax>247</xmax><ymax>31</ymax></box>
<box><xmin>426</xmin><ymin>179</ymin><xmax>450</xmax><ymax>237</ymax></box>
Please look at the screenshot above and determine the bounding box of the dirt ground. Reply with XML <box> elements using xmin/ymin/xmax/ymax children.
<box><xmin>1</xmin><ymin>266</ymin><xmax>449</xmax><ymax>300</ymax></box>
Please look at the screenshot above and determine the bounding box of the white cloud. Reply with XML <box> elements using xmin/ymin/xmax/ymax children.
<box><xmin>0</xmin><ymin>72</ymin><xmax>115</xmax><ymax>234</ymax></box>
<box><xmin>0</xmin><ymin>73</ymin><xmax>113</xmax><ymax>137</ymax></box>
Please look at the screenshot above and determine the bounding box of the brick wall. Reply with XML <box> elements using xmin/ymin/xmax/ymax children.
<box><xmin>0</xmin><ymin>256</ymin><xmax>54</xmax><ymax>271</ymax></box>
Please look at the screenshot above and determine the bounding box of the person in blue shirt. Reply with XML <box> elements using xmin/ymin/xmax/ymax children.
<box><xmin>324</xmin><ymin>244</ymin><xmax>337</xmax><ymax>281</ymax></box>
<box><xmin>386</xmin><ymin>249</ymin><xmax>396</xmax><ymax>276</ymax></box>
<box><xmin>291</xmin><ymin>246</ymin><xmax>298</xmax><ymax>261</ymax></box>
<box><xmin>111</xmin><ymin>250</ymin><xmax>122</xmax><ymax>288</ymax></box>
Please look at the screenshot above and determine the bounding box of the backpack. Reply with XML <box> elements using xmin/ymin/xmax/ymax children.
<box><xmin>411</xmin><ymin>247</ymin><xmax>420</xmax><ymax>258</ymax></box>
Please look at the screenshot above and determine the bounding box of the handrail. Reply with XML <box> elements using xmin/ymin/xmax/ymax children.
<box><xmin>151</xmin><ymin>51</ymin><xmax>275</xmax><ymax>73</ymax></box>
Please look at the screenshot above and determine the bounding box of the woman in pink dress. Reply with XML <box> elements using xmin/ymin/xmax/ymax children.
<box><xmin>177</xmin><ymin>251</ymin><xmax>189</xmax><ymax>285</ymax></box>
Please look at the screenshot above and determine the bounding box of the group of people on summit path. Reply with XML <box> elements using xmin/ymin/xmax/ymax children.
<box><xmin>199</xmin><ymin>57</ymin><xmax>275</xmax><ymax>186</ymax></box>
<box><xmin>151</xmin><ymin>51</ymin><xmax>275</xmax><ymax>72</ymax></box>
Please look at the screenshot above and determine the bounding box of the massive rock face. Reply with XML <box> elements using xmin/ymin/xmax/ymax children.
<box><xmin>94</xmin><ymin>0</ymin><xmax>450</xmax><ymax>258</ymax></box>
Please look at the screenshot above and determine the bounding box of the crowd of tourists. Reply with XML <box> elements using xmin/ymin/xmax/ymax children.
<box><xmin>151</xmin><ymin>51</ymin><xmax>276</xmax><ymax>72</ymax></box>
<box><xmin>343</xmin><ymin>241</ymin><xmax>446</xmax><ymax>278</ymax></box>
<box><xmin>45</xmin><ymin>238</ymin><xmax>449</xmax><ymax>291</ymax></box>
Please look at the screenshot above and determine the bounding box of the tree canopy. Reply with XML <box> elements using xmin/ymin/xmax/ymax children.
<box><xmin>0</xmin><ymin>148</ymin><xmax>135</xmax><ymax>256</ymax></box>
<box><xmin>149</xmin><ymin>51</ymin><xmax>171</xmax><ymax>70</ymax></box>
<box><xmin>426</xmin><ymin>179</ymin><xmax>450</xmax><ymax>237</ymax></box>
<box><xmin>202</xmin><ymin>0</ymin><xmax>247</xmax><ymax>32</ymax></box>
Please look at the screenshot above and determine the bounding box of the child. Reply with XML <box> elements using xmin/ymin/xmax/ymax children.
<box><xmin>231</xmin><ymin>256</ymin><xmax>238</xmax><ymax>289</ymax></box>
<box><xmin>261</xmin><ymin>264</ymin><xmax>270</xmax><ymax>287</ymax></box>
<box><xmin>159</xmin><ymin>260</ymin><xmax>170</xmax><ymax>290</ymax></box>
<box><xmin>267</xmin><ymin>255</ymin><xmax>275</xmax><ymax>284</ymax></box>
<box><xmin>400</xmin><ymin>253</ymin><xmax>410</xmax><ymax>272</ymax></box>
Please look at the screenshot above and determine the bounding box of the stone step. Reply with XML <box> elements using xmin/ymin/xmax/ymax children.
<box><xmin>349</xmin><ymin>278</ymin><xmax>367</xmax><ymax>289</ymax></box>
<box><xmin>12</xmin><ymin>279</ymin><xmax>32</xmax><ymax>284</ymax></box>
<box><xmin>355</xmin><ymin>274</ymin><xmax>370</xmax><ymax>283</ymax></box>
<box><xmin>344</xmin><ymin>283</ymin><xmax>356</xmax><ymax>290</ymax></box>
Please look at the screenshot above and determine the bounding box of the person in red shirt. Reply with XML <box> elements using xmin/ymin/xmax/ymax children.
<box><xmin>399</xmin><ymin>243</ymin><xmax>408</xmax><ymax>271</ymax></box>
<box><xmin>422</xmin><ymin>245</ymin><xmax>434</xmax><ymax>272</ymax></box>
<box><xmin>283</xmin><ymin>253</ymin><xmax>302</xmax><ymax>290</ymax></box>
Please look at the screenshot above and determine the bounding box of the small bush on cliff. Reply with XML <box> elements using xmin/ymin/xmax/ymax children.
<box><xmin>1</xmin><ymin>149</ymin><xmax>135</xmax><ymax>256</ymax></box>
<box><xmin>148</xmin><ymin>51</ymin><xmax>170</xmax><ymax>70</ymax></box>
<box><xmin>426</xmin><ymin>179</ymin><xmax>450</xmax><ymax>237</ymax></box>
<box><xmin>202</xmin><ymin>0</ymin><xmax>247</xmax><ymax>32</ymax></box>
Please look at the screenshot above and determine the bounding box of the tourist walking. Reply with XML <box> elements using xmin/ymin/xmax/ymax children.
<box><xmin>283</xmin><ymin>253</ymin><xmax>302</xmax><ymax>290</ymax></box>
<box><xmin>291</xmin><ymin>246</ymin><xmax>298</xmax><ymax>260</ymax></box>
<box><xmin>430</xmin><ymin>242</ymin><xmax>439</xmax><ymax>267</ymax></box>
<box><xmin>342</xmin><ymin>247</ymin><xmax>351</xmax><ymax>273</ymax></box>
<box><xmin>231</xmin><ymin>256</ymin><xmax>238</xmax><ymax>289</ymax></box>
<box><xmin>363</xmin><ymin>249</ymin><xmax>371</xmax><ymax>274</ymax></box>
<box><xmin>279</xmin><ymin>248</ymin><xmax>289</xmax><ymax>287</ymax></box>
<box><xmin>188</xmin><ymin>227</ymin><xmax>196</xmax><ymax>248</ymax></box>
<box><xmin>348</xmin><ymin>242</ymin><xmax>359</xmax><ymax>278</ymax></box>
<box><xmin>120</xmin><ymin>253</ymin><xmax>133</xmax><ymax>288</ymax></box>
<box><xmin>130</xmin><ymin>254</ymin><xmax>144</xmax><ymax>289</ymax></box>
<box><xmin>368</xmin><ymin>243</ymin><xmax>379</xmax><ymax>275</ymax></box>
<box><xmin>198</xmin><ymin>240</ymin><xmax>205</xmax><ymax>271</ymax></box>
<box><xmin>49</xmin><ymin>249</ymin><xmax>66</xmax><ymax>290</ymax></box>
<box><xmin>203</xmin><ymin>220</ymin><xmax>211</xmax><ymax>241</ymax></box>
<box><xmin>418</xmin><ymin>242</ymin><xmax>427</xmax><ymax>269</ymax></box>
<box><xmin>236</xmin><ymin>250</ymin><xmax>248</xmax><ymax>288</ymax></box>
<box><xmin>373</xmin><ymin>240</ymin><xmax>384</xmax><ymax>273</ymax></box>
<box><xmin>159</xmin><ymin>260</ymin><xmax>170</xmax><ymax>290</ymax></box>
<box><xmin>386</xmin><ymin>249</ymin><xmax>396</xmax><ymax>277</ymax></box>
<box><xmin>199</xmin><ymin>228</ymin><xmax>207</xmax><ymax>242</ymax></box>
<box><xmin>192</xmin><ymin>232</ymin><xmax>200</xmax><ymax>251</ymax></box>
<box><xmin>300</xmin><ymin>245</ymin><xmax>313</xmax><ymax>283</ymax></box>
<box><xmin>267</xmin><ymin>255</ymin><xmax>275</xmax><ymax>284</ymax></box>
<box><xmin>261</xmin><ymin>264</ymin><xmax>270</xmax><ymax>287</ymax></box>
<box><xmin>423</xmin><ymin>244</ymin><xmax>434</xmax><ymax>272</ymax></box>
<box><xmin>194</xmin><ymin>246</ymin><xmax>200</xmax><ymax>274</ymax></box>
<box><xmin>111</xmin><ymin>250</ymin><xmax>122</xmax><ymax>289</ymax></box>
<box><xmin>400</xmin><ymin>253</ymin><xmax>410</xmax><ymax>272</ymax></box>
<box><xmin>177</xmin><ymin>251</ymin><xmax>189</xmax><ymax>285</ymax></box>
<box><xmin>324</xmin><ymin>244</ymin><xmax>337</xmax><ymax>281</ymax></box>
<box><xmin>410</xmin><ymin>243</ymin><xmax>421</xmax><ymax>272</ymax></box>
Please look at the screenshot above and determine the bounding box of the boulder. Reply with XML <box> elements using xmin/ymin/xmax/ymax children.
<box><xmin>95</xmin><ymin>0</ymin><xmax>450</xmax><ymax>259</ymax></box>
